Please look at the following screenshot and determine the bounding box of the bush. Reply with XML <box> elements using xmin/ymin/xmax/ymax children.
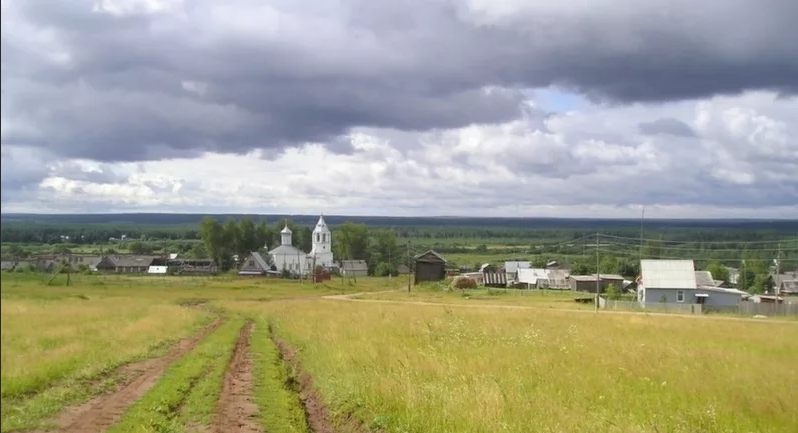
<box><xmin>606</xmin><ymin>283</ymin><xmax>621</xmax><ymax>300</ymax></box>
<box><xmin>451</xmin><ymin>276</ymin><xmax>477</xmax><ymax>290</ymax></box>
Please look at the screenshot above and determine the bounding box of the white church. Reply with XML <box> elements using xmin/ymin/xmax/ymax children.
<box><xmin>268</xmin><ymin>215</ymin><xmax>334</xmax><ymax>274</ymax></box>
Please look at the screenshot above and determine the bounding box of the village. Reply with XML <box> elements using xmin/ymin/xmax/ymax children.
<box><xmin>3</xmin><ymin>215</ymin><xmax>796</xmax><ymax>317</ymax></box>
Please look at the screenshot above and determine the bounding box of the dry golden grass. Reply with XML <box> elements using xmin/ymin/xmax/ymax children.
<box><xmin>222</xmin><ymin>299</ymin><xmax>798</xmax><ymax>433</ymax></box>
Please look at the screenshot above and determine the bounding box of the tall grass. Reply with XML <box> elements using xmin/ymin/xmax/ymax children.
<box><xmin>230</xmin><ymin>300</ymin><xmax>798</xmax><ymax>433</ymax></box>
<box><xmin>0</xmin><ymin>296</ymin><xmax>211</xmax><ymax>432</ymax></box>
<box><xmin>250</xmin><ymin>317</ymin><xmax>309</xmax><ymax>433</ymax></box>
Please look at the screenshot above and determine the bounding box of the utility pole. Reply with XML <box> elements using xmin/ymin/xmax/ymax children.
<box><xmin>407</xmin><ymin>240</ymin><xmax>412</xmax><ymax>293</ymax></box>
<box><xmin>639</xmin><ymin>205</ymin><xmax>645</xmax><ymax>263</ymax></box>
<box><xmin>595</xmin><ymin>232</ymin><xmax>600</xmax><ymax>312</ymax></box>
<box><xmin>776</xmin><ymin>243</ymin><xmax>781</xmax><ymax>303</ymax></box>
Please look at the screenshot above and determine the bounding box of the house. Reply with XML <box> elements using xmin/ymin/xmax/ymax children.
<box><xmin>170</xmin><ymin>258</ymin><xmax>218</xmax><ymax>275</ymax></box>
<box><xmin>503</xmin><ymin>261</ymin><xmax>531</xmax><ymax>280</ymax></box>
<box><xmin>340</xmin><ymin>260</ymin><xmax>369</xmax><ymax>277</ymax></box>
<box><xmin>397</xmin><ymin>264</ymin><xmax>410</xmax><ymax>275</ymax></box>
<box><xmin>238</xmin><ymin>252</ymin><xmax>278</xmax><ymax>276</ymax></box>
<box><xmin>569</xmin><ymin>274</ymin><xmax>625</xmax><ymax>293</ymax></box>
<box><xmin>483</xmin><ymin>272</ymin><xmax>507</xmax><ymax>288</ymax></box>
<box><xmin>773</xmin><ymin>272</ymin><xmax>798</xmax><ymax>296</ymax></box>
<box><xmin>544</xmin><ymin>268</ymin><xmax>571</xmax><ymax>289</ymax></box>
<box><xmin>638</xmin><ymin>260</ymin><xmax>744</xmax><ymax>307</ymax></box>
<box><xmin>96</xmin><ymin>255</ymin><xmax>159</xmax><ymax>273</ymax></box>
<box><xmin>414</xmin><ymin>250</ymin><xmax>447</xmax><ymax>284</ymax></box>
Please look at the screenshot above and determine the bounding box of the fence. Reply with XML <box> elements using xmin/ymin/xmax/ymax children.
<box><xmin>600</xmin><ymin>298</ymin><xmax>798</xmax><ymax>317</ymax></box>
<box><xmin>599</xmin><ymin>298</ymin><xmax>702</xmax><ymax>314</ymax></box>
<box><xmin>738</xmin><ymin>302</ymin><xmax>798</xmax><ymax>317</ymax></box>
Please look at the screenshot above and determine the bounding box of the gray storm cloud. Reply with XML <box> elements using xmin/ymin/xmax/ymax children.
<box><xmin>2</xmin><ymin>0</ymin><xmax>797</xmax><ymax>162</ymax></box>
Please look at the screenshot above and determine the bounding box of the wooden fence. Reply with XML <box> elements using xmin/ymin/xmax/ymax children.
<box><xmin>599</xmin><ymin>298</ymin><xmax>798</xmax><ymax>317</ymax></box>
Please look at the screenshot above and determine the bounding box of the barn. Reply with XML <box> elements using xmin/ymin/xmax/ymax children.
<box><xmin>414</xmin><ymin>250</ymin><xmax>447</xmax><ymax>284</ymax></box>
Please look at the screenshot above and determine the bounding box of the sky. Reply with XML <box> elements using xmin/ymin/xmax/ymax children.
<box><xmin>2</xmin><ymin>0</ymin><xmax>797</xmax><ymax>219</ymax></box>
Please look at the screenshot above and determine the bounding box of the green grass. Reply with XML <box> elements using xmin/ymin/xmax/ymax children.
<box><xmin>224</xmin><ymin>299</ymin><xmax>798</xmax><ymax>433</ymax></box>
<box><xmin>250</xmin><ymin>317</ymin><xmax>309</xmax><ymax>433</ymax></box>
<box><xmin>0</xmin><ymin>294</ymin><xmax>211</xmax><ymax>432</ymax></box>
<box><xmin>360</xmin><ymin>284</ymin><xmax>594</xmax><ymax>310</ymax></box>
<box><xmin>108</xmin><ymin>317</ymin><xmax>245</xmax><ymax>433</ymax></box>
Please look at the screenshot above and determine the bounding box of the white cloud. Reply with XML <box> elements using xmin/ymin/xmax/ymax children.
<box><xmin>3</xmin><ymin>90</ymin><xmax>796</xmax><ymax>218</ymax></box>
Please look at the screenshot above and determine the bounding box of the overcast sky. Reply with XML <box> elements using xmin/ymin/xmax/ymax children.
<box><xmin>2</xmin><ymin>0</ymin><xmax>797</xmax><ymax>218</ymax></box>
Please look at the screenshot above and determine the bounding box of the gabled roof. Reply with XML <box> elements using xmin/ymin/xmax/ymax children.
<box><xmin>640</xmin><ymin>260</ymin><xmax>696</xmax><ymax>290</ymax></box>
<box><xmin>105</xmin><ymin>255</ymin><xmax>160</xmax><ymax>267</ymax></box>
<box><xmin>313</xmin><ymin>215</ymin><xmax>330</xmax><ymax>233</ymax></box>
<box><xmin>504</xmin><ymin>261</ymin><xmax>531</xmax><ymax>273</ymax></box>
<box><xmin>694</xmin><ymin>271</ymin><xmax>718</xmax><ymax>287</ymax></box>
<box><xmin>517</xmin><ymin>268</ymin><xmax>548</xmax><ymax>284</ymax></box>
<box><xmin>570</xmin><ymin>274</ymin><xmax>625</xmax><ymax>282</ymax></box>
<box><xmin>414</xmin><ymin>249</ymin><xmax>446</xmax><ymax>263</ymax></box>
<box><xmin>340</xmin><ymin>260</ymin><xmax>368</xmax><ymax>271</ymax></box>
<box><xmin>250</xmin><ymin>252</ymin><xmax>270</xmax><ymax>271</ymax></box>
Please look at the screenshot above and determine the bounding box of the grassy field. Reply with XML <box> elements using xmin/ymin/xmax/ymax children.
<box><xmin>226</xmin><ymin>299</ymin><xmax>798</xmax><ymax>433</ymax></box>
<box><xmin>2</xmin><ymin>272</ymin><xmax>798</xmax><ymax>433</ymax></box>
<box><xmin>0</xmin><ymin>291</ymin><xmax>212</xmax><ymax>432</ymax></box>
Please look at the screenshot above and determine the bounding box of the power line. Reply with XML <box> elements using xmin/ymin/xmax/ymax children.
<box><xmin>594</xmin><ymin>248</ymin><xmax>798</xmax><ymax>263</ymax></box>
<box><xmin>596</xmin><ymin>241</ymin><xmax>798</xmax><ymax>253</ymax></box>
<box><xmin>595</xmin><ymin>233</ymin><xmax>798</xmax><ymax>245</ymax></box>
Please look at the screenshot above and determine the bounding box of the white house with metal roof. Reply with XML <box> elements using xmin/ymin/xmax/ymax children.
<box><xmin>638</xmin><ymin>260</ymin><xmax>745</xmax><ymax>307</ymax></box>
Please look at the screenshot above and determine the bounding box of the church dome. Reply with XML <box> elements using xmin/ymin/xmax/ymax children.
<box><xmin>281</xmin><ymin>225</ymin><xmax>292</xmax><ymax>234</ymax></box>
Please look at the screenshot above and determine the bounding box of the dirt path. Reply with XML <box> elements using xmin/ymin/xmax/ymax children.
<box><xmin>48</xmin><ymin>318</ymin><xmax>226</xmax><ymax>433</ymax></box>
<box><xmin>269</xmin><ymin>328</ymin><xmax>335</xmax><ymax>433</ymax></box>
<box><xmin>213</xmin><ymin>320</ymin><xmax>260</xmax><ymax>433</ymax></box>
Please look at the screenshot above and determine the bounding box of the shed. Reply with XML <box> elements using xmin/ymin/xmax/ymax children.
<box><xmin>569</xmin><ymin>274</ymin><xmax>625</xmax><ymax>293</ymax></box>
<box><xmin>483</xmin><ymin>272</ymin><xmax>507</xmax><ymax>288</ymax></box>
<box><xmin>517</xmin><ymin>268</ymin><xmax>549</xmax><ymax>289</ymax></box>
<box><xmin>148</xmin><ymin>266</ymin><xmax>168</xmax><ymax>274</ymax></box>
<box><xmin>238</xmin><ymin>252</ymin><xmax>274</xmax><ymax>276</ymax></box>
<box><xmin>96</xmin><ymin>255</ymin><xmax>159</xmax><ymax>273</ymax></box>
<box><xmin>340</xmin><ymin>260</ymin><xmax>369</xmax><ymax>277</ymax></box>
<box><xmin>414</xmin><ymin>250</ymin><xmax>447</xmax><ymax>284</ymax></box>
<box><xmin>397</xmin><ymin>264</ymin><xmax>410</xmax><ymax>275</ymax></box>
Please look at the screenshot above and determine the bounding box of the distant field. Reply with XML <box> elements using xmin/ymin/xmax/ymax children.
<box><xmin>2</xmin><ymin>272</ymin><xmax>797</xmax><ymax>433</ymax></box>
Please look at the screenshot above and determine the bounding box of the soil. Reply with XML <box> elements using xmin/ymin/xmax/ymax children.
<box><xmin>212</xmin><ymin>320</ymin><xmax>260</xmax><ymax>433</ymax></box>
<box><xmin>270</xmin><ymin>328</ymin><xmax>335</xmax><ymax>433</ymax></box>
<box><xmin>45</xmin><ymin>317</ymin><xmax>226</xmax><ymax>433</ymax></box>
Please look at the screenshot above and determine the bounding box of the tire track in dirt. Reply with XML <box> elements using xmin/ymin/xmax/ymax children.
<box><xmin>269</xmin><ymin>327</ymin><xmax>335</xmax><ymax>433</ymax></box>
<box><xmin>45</xmin><ymin>317</ymin><xmax>226</xmax><ymax>433</ymax></box>
<box><xmin>212</xmin><ymin>320</ymin><xmax>260</xmax><ymax>433</ymax></box>
<box><xmin>268</xmin><ymin>325</ymin><xmax>375</xmax><ymax>433</ymax></box>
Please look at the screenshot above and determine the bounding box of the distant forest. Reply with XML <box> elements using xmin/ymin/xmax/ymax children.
<box><xmin>2</xmin><ymin>213</ymin><xmax>797</xmax><ymax>245</ymax></box>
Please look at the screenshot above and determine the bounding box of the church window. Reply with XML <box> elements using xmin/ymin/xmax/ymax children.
<box><xmin>317</xmin><ymin>233</ymin><xmax>320</xmax><ymax>242</ymax></box>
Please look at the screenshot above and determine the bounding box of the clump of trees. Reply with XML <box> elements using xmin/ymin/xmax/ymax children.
<box><xmin>198</xmin><ymin>218</ymin><xmax>407</xmax><ymax>274</ymax></box>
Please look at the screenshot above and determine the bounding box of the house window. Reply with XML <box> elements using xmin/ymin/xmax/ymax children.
<box><xmin>676</xmin><ymin>290</ymin><xmax>685</xmax><ymax>303</ymax></box>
